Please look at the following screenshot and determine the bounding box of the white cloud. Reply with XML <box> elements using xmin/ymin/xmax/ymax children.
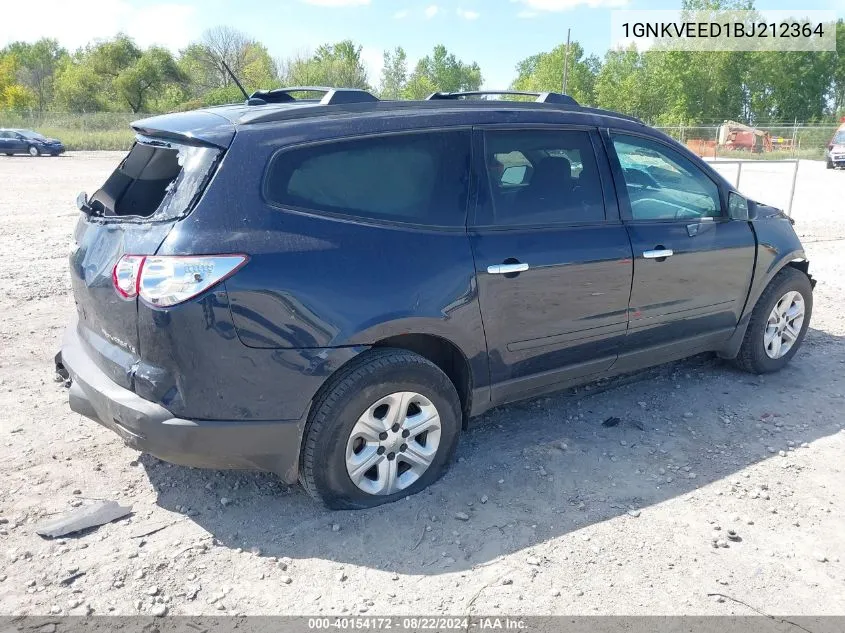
<box><xmin>515</xmin><ymin>0</ymin><xmax>627</xmax><ymax>11</ymax></box>
<box><xmin>300</xmin><ymin>0</ymin><xmax>370</xmax><ymax>5</ymax></box>
<box><xmin>456</xmin><ymin>8</ymin><xmax>480</xmax><ymax>20</ymax></box>
<box><xmin>393</xmin><ymin>9</ymin><xmax>410</xmax><ymax>19</ymax></box>
<box><xmin>0</xmin><ymin>0</ymin><xmax>199</xmax><ymax>52</ymax></box>
<box><xmin>425</xmin><ymin>5</ymin><xmax>440</xmax><ymax>18</ymax></box>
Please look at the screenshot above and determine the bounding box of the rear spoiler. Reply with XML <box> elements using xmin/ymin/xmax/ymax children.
<box><xmin>131</xmin><ymin>110</ymin><xmax>236</xmax><ymax>149</ymax></box>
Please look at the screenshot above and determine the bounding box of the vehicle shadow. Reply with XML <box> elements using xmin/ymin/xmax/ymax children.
<box><xmin>140</xmin><ymin>326</ymin><xmax>844</xmax><ymax>576</ymax></box>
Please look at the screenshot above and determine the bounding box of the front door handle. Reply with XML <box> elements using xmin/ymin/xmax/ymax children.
<box><xmin>643</xmin><ymin>249</ymin><xmax>674</xmax><ymax>259</ymax></box>
<box><xmin>488</xmin><ymin>263</ymin><xmax>530</xmax><ymax>275</ymax></box>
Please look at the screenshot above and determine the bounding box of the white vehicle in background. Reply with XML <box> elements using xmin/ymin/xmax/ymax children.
<box><xmin>827</xmin><ymin>120</ymin><xmax>845</xmax><ymax>170</ymax></box>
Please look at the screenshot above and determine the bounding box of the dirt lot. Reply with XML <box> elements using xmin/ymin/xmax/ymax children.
<box><xmin>0</xmin><ymin>153</ymin><xmax>843</xmax><ymax>617</ymax></box>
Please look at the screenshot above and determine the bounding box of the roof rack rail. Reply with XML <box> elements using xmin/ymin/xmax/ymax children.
<box><xmin>426</xmin><ymin>90</ymin><xmax>579</xmax><ymax>106</ymax></box>
<box><xmin>247</xmin><ymin>86</ymin><xmax>379</xmax><ymax>106</ymax></box>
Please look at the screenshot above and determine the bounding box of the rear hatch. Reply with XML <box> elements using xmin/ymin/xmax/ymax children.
<box><xmin>69</xmin><ymin>111</ymin><xmax>232</xmax><ymax>388</ymax></box>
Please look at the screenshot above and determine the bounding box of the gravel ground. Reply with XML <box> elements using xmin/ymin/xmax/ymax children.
<box><xmin>0</xmin><ymin>153</ymin><xmax>843</xmax><ymax>617</ymax></box>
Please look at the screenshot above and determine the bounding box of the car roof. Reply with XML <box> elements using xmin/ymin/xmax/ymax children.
<box><xmin>230</xmin><ymin>99</ymin><xmax>644</xmax><ymax>128</ymax></box>
<box><xmin>132</xmin><ymin>88</ymin><xmax>649</xmax><ymax>148</ymax></box>
<box><xmin>199</xmin><ymin>97</ymin><xmax>644</xmax><ymax>128</ymax></box>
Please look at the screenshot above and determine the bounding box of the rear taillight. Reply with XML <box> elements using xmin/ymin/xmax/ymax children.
<box><xmin>112</xmin><ymin>255</ymin><xmax>145</xmax><ymax>299</ymax></box>
<box><xmin>112</xmin><ymin>255</ymin><xmax>247</xmax><ymax>307</ymax></box>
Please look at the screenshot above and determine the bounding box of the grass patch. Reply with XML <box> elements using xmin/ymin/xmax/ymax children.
<box><xmin>0</xmin><ymin>111</ymin><xmax>137</xmax><ymax>151</ymax></box>
<box><xmin>714</xmin><ymin>148</ymin><xmax>827</xmax><ymax>161</ymax></box>
<box><xmin>36</xmin><ymin>127</ymin><xmax>135</xmax><ymax>151</ymax></box>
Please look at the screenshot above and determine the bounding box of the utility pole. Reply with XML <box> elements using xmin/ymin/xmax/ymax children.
<box><xmin>562</xmin><ymin>28</ymin><xmax>571</xmax><ymax>94</ymax></box>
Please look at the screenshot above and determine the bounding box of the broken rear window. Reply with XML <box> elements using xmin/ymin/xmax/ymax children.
<box><xmin>89</xmin><ymin>138</ymin><xmax>220</xmax><ymax>221</ymax></box>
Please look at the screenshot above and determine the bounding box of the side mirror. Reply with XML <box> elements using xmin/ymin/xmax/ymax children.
<box><xmin>728</xmin><ymin>192</ymin><xmax>757</xmax><ymax>221</ymax></box>
<box><xmin>500</xmin><ymin>165</ymin><xmax>527</xmax><ymax>185</ymax></box>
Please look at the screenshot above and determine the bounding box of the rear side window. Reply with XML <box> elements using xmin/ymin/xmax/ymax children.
<box><xmin>482</xmin><ymin>129</ymin><xmax>605</xmax><ymax>227</ymax></box>
<box><xmin>265</xmin><ymin>131</ymin><xmax>471</xmax><ymax>227</ymax></box>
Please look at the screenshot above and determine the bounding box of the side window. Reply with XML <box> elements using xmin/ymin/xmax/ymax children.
<box><xmin>611</xmin><ymin>134</ymin><xmax>721</xmax><ymax>221</ymax></box>
<box><xmin>483</xmin><ymin>129</ymin><xmax>605</xmax><ymax>226</ymax></box>
<box><xmin>265</xmin><ymin>130</ymin><xmax>471</xmax><ymax>227</ymax></box>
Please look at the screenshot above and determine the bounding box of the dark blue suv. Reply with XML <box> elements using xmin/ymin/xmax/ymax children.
<box><xmin>57</xmin><ymin>88</ymin><xmax>815</xmax><ymax>509</ymax></box>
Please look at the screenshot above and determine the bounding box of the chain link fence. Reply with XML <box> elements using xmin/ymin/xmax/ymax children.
<box><xmin>655</xmin><ymin>124</ymin><xmax>837</xmax><ymax>161</ymax></box>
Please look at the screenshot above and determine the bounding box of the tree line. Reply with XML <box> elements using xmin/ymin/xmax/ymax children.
<box><xmin>1</xmin><ymin>20</ymin><xmax>843</xmax><ymax>126</ymax></box>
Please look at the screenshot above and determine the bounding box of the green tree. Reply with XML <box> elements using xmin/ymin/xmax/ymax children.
<box><xmin>744</xmin><ymin>51</ymin><xmax>833</xmax><ymax>122</ymax></box>
<box><xmin>833</xmin><ymin>20</ymin><xmax>845</xmax><ymax>115</ymax></box>
<box><xmin>53</xmin><ymin>54</ymin><xmax>105</xmax><ymax>112</ymax></box>
<box><xmin>113</xmin><ymin>47</ymin><xmax>184</xmax><ymax>112</ymax></box>
<box><xmin>241</xmin><ymin>42</ymin><xmax>277</xmax><ymax>92</ymax></box>
<box><xmin>0</xmin><ymin>53</ymin><xmax>37</xmax><ymax>110</ymax></box>
<box><xmin>179</xmin><ymin>27</ymin><xmax>278</xmax><ymax>101</ymax></box>
<box><xmin>403</xmin><ymin>45</ymin><xmax>482</xmax><ymax>99</ymax></box>
<box><xmin>281</xmin><ymin>40</ymin><xmax>370</xmax><ymax>89</ymax></box>
<box><xmin>379</xmin><ymin>46</ymin><xmax>407</xmax><ymax>99</ymax></box>
<box><xmin>3</xmin><ymin>39</ymin><xmax>67</xmax><ymax>112</ymax></box>
<box><xmin>54</xmin><ymin>35</ymin><xmax>183</xmax><ymax>113</ymax></box>
<box><xmin>594</xmin><ymin>47</ymin><xmax>653</xmax><ymax>119</ymax></box>
<box><xmin>511</xmin><ymin>42</ymin><xmax>598</xmax><ymax>105</ymax></box>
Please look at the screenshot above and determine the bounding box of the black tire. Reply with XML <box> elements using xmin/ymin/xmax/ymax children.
<box><xmin>4</xmin><ymin>153</ymin><xmax>12</xmax><ymax>156</ymax></box>
<box><xmin>827</xmin><ymin>160</ymin><xmax>834</xmax><ymax>170</ymax></box>
<box><xmin>300</xmin><ymin>348</ymin><xmax>461</xmax><ymax>510</ymax></box>
<box><xmin>733</xmin><ymin>267</ymin><xmax>812</xmax><ymax>374</ymax></box>
<box><xmin>28</xmin><ymin>145</ymin><xmax>40</xmax><ymax>157</ymax></box>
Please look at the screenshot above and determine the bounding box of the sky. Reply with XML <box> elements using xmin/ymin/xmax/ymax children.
<box><xmin>2</xmin><ymin>0</ymin><xmax>844</xmax><ymax>90</ymax></box>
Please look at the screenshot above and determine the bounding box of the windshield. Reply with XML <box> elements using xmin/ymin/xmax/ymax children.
<box><xmin>833</xmin><ymin>131</ymin><xmax>845</xmax><ymax>145</ymax></box>
<box><xmin>88</xmin><ymin>139</ymin><xmax>221</xmax><ymax>221</ymax></box>
<box><xmin>20</xmin><ymin>130</ymin><xmax>47</xmax><ymax>141</ymax></box>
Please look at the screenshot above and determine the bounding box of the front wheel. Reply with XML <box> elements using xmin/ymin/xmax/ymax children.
<box><xmin>733</xmin><ymin>267</ymin><xmax>812</xmax><ymax>374</ymax></box>
<box><xmin>300</xmin><ymin>348</ymin><xmax>461</xmax><ymax>510</ymax></box>
<box><xmin>28</xmin><ymin>145</ymin><xmax>40</xmax><ymax>157</ymax></box>
<box><xmin>827</xmin><ymin>159</ymin><xmax>834</xmax><ymax>170</ymax></box>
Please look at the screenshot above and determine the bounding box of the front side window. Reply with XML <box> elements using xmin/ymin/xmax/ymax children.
<box><xmin>483</xmin><ymin>129</ymin><xmax>605</xmax><ymax>227</ymax></box>
<box><xmin>265</xmin><ymin>130</ymin><xmax>471</xmax><ymax>227</ymax></box>
<box><xmin>611</xmin><ymin>134</ymin><xmax>721</xmax><ymax>221</ymax></box>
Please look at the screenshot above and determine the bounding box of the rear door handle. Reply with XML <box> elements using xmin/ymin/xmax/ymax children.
<box><xmin>643</xmin><ymin>249</ymin><xmax>674</xmax><ymax>259</ymax></box>
<box><xmin>487</xmin><ymin>263</ymin><xmax>530</xmax><ymax>274</ymax></box>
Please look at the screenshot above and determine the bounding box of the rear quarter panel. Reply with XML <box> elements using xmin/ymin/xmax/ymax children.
<box><xmin>156</xmin><ymin>120</ymin><xmax>490</xmax><ymax>389</ymax></box>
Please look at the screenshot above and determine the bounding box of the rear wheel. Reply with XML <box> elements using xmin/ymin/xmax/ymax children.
<box><xmin>28</xmin><ymin>145</ymin><xmax>39</xmax><ymax>157</ymax></box>
<box><xmin>734</xmin><ymin>267</ymin><xmax>812</xmax><ymax>374</ymax></box>
<box><xmin>4</xmin><ymin>153</ymin><xmax>12</xmax><ymax>156</ymax></box>
<box><xmin>300</xmin><ymin>348</ymin><xmax>461</xmax><ymax>509</ymax></box>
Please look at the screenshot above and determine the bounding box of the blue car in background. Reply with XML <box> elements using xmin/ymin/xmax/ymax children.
<box><xmin>0</xmin><ymin>128</ymin><xmax>65</xmax><ymax>156</ymax></box>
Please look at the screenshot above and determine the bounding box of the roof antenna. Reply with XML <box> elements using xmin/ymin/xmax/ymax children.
<box><xmin>220</xmin><ymin>59</ymin><xmax>265</xmax><ymax>105</ymax></box>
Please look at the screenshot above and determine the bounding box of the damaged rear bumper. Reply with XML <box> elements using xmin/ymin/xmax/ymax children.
<box><xmin>56</xmin><ymin>323</ymin><xmax>304</xmax><ymax>483</ymax></box>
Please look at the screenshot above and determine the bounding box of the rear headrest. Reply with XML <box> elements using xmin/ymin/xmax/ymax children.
<box><xmin>531</xmin><ymin>156</ymin><xmax>572</xmax><ymax>190</ymax></box>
